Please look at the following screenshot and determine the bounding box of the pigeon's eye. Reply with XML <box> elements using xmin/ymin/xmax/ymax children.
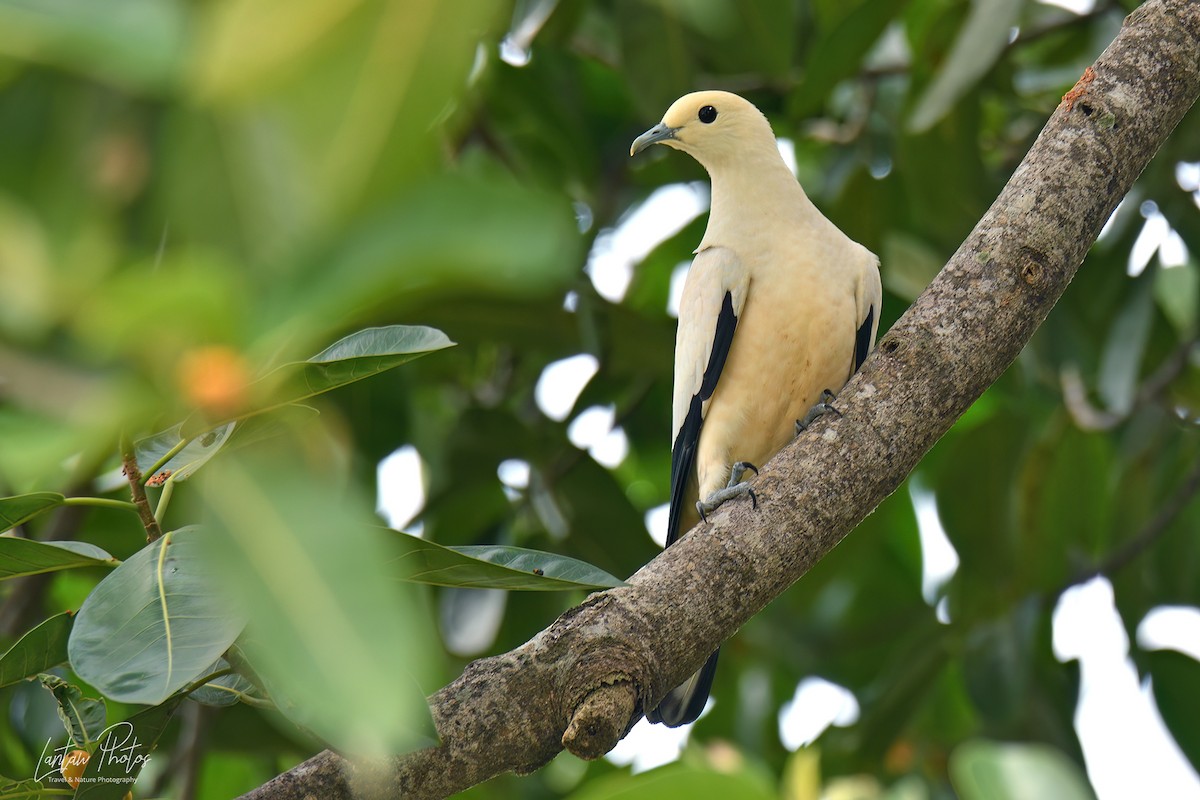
<box><xmin>698</xmin><ymin>105</ymin><xmax>717</xmax><ymax>124</ymax></box>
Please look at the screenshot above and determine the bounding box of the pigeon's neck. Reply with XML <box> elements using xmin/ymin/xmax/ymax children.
<box><xmin>700</xmin><ymin>149</ymin><xmax>818</xmax><ymax>248</ymax></box>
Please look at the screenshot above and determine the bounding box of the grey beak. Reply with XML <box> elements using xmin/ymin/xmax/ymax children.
<box><xmin>630</xmin><ymin>123</ymin><xmax>678</xmax><ymax>156</ymax></box>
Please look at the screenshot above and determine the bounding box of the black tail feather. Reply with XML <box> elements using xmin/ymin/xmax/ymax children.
<box><xmin>646</xmin><ymin>649</ymin><xmax>720</xmax><ymax>727</ymax></box>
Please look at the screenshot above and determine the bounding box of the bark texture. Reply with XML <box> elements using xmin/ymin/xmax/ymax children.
<box><xmin>241</xmin><ymin>2</ymin><xmax>1200</xmax><ymax>797</ymax></box>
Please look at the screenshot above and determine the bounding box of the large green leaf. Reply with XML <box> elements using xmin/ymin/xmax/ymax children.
<box><xmin>67</xmin><ymin>528</ymin><xmax>245</xmax><ymax>705</ymax></box>
<box><xmin>186</xmin><ymin>325</ymin><xmax>454</xmax><ymax>432</ymax></box>
<box><xmin>199</xmin><ymin>455</ymin><xmax>439</xmax><ymax>756</ymax></box>
<box><xmin>0</xmin><ymin>611</ymin><xmax>73</xmax><ymax>688</ymax></box>
<box><xmin>38</xmin><ymin>674</ymin><xmax>107</xmax><ymax>750</ymax></box>
<box><xmin>0</xmin><ymin>538</ymin><xmax>117</xmax><ymax>580</ymax></box>
<box><xmin>387</xmin><ymin>533</ymin><xmax>625</xmax><ymax>591</ymax></box>
<box><xmin>950</xmin><ymin>740</ymin><xmax>1095</xmax><ymax>800</ymax></box>
<box><xmin>0</xmin><ymin>492</ymin><xmax>65</xmax><ymax>533</ymax></box>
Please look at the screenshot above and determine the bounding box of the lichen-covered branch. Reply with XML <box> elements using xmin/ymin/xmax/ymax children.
<box><xmin>240</xmin><ymin>2</ymin><xmax>1200</xmax><ymax>798</ymax></box>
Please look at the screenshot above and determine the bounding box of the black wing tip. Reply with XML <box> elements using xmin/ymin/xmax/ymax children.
<box><xmin>854</xmin><ymin>304</ymin><xmax>875</xmax><ymax>373</ymax></box>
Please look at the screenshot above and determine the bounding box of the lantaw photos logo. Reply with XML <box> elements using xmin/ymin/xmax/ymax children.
<box><xmin>35</xmin><ymin>721</ymin><xmax>151</xmax><ymax>793</ymax></box>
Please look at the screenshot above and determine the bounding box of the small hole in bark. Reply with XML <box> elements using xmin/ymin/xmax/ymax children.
<box><xmin>1080</xmin><ymin>103</ymin><xmax>1093</xmax><ymax>116</ymax></box>
<box><xmin>881</xmin><ymin>339</ymin><xmax>899</xmax><ymax>355</ymax></box>
<box><xmin>1021</xmin><ymin>261</ymin><xmax>1043</xmax><ymax>285</ymax></box>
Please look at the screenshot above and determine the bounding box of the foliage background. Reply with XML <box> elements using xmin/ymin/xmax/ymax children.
<box><xmin>0</xmin><ymin>0</ymin><xmax>1198</xmax><ymax>798</ymax></box>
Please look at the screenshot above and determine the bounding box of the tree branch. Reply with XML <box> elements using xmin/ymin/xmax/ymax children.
<box><xmin>240</xmin><ymin>2</ymin><xmax>1200</xmax><ymax>797</ymax></box>
<box><xmin>120</xmin><ymin>433</ymin><xmax>163</xmax><ymax>543</ymax></box>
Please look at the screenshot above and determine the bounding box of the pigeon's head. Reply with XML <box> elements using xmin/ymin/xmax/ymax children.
<box><xmin>630</xmin><ymin>90</ymin><xmax>777</xmax><ymax>170</ymax></box>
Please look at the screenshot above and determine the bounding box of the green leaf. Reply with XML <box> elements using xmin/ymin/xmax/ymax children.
<box><xmin>387</xmin><ymin>533</ymin><xmax>625</xmax><ymax>591</ymax></box>
<box><xmin>200</xmin><ymin>455</ymin><xmax>440</xmax><ymax>756</ymax></box>
<box><xmin>186</xmin><ymin>659</ymin><xmax>262</xmax><ymax>708</ymax></box>
<box><xmin>1146</xmin><ymin>648</ymin><xmax>1200</xmax><ymax>774</ymax></box>
<box><xmin>37</xmin><ymin>674</ymin><xmax>107</xmax><ymax>750</ymax></box>
<box><xmin>134</xmin><ymin>422</ymin><xmax>235</xmax><ymax>483</ymax></box>
<box><xmin>0</xmin><ymin>776</ymin><xmax>53</xmax><ymax>799</ymax></box>
<box><xmin>0</xmin><ymin>539</ymin><xmax>117</xmax><ymax>581</ymax></box>
<box><xmin>882</xmin><ymin>232</ymin><xmax>944</xmax><ymax>302</ymax></box>
<box><xmin>791</xmin><ymin>0</ymin><xmax>908</xmax><ymax>117</ymax></box>
<box><xmin>1098</xmin><ymin>270</ymin><xmax>1155</xmax><ymax>415</ymax></box>
<box><xmin>908</xmin><ymin>0</ymin><xmax>1024</xmax><ymax>132</ymax></box>
<box><xmin>1154</xmin><ymin>261</ymin><xmax>1198</xmax><ymax>335</ymax></box>
<box><xmin>0</xmin><ymin>0</ymin><xmax>185</xmax><ymax>92</ymax></box>
<box><xmin>0</xmin><ymin>492</ymin><xmax>65</xmax><ymax>533</ymax></box>
<box><xmin>186</xmin><ymin>325</ymin><xmax>454</xmax><ymax>432</ymax></box>
<box><xmin>949</xmin><ymin>739</ymin><xmax>1095</xmax><ymax>800</ymax></box>
<box><xmin>564</xmin><ymin>761</ymin><xmax>776</xmax><ymax>800</ymax></box>
<box><xmin>0</xmin><ymin>611</ymin><xmax>73</xmax><ymax>688</ymax></box>
<box><xmin>67</xmin><ymin>528</ymin><xmax>245</xmax><ymax>705</ymax></box>
<box><xmin>74</xmin><ymin>697</ymin><xmax>183</xmax><ymax>800</ymax></box>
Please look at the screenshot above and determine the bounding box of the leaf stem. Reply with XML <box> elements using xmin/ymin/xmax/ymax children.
<box><xmin>154</xmin><ymin>478</ymin><xmax>176</xmax><ymax>526</ymax></box>
<box><xmin>61</xmin><ymin>496</ymin><xmax>141</xmax><ymax>514</ymax></box>
<box><xmin>120</xmin><ymin>433</ymin><xmax>164</xmax><ymax>543</ymax></box>
<box><xmin>182</xmin><ymin>666</ymin><xmax>235</xmax><ymax>697</ymax></box>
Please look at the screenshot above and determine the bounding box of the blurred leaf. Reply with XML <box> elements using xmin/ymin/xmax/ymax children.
<box><xmin>191</xmin><ymin>0</ymin><xmax>501</xmax><ymax>217</ymax></box>
<box><xmin>188</xmin><ymin>325</ymin><xmax>454</xmax><ymax>432</ymax></box>
<box><xmin>1154</xmin><ymin>261</ymin><xmax>1198</xmax><ymax>336</ymax></box>
<box><xmin>38</xmin><ymin>674</ymin><xmax>106</xmax><ymax>749</ymax></box>
<box><xmin>908</xmin><ymin>0</ymin><xmax>1023</xmax><ymax>132</ymax></box>
<box><xmin>135</xmin><ymin>407</ymin><xmax>324</xmax><ymax>485</ymax></box>
<box><xmin>135</xmin><ymin>422</ymin><xmax>235</xmax><ymax>483</ymax></box>
<box><xmin>387</xmin><ymin>533</ymin><xmax>624</xmax><ymax>591</ymax></box>
<box><xmin>0</xmin><ymin>492</ymin><xmax>64</xmax><ymax>533</ymax></box>
<box><xmin>68</xmin><ymin>528</ymin><xmax>244</xmax><ymax>705</ymax></box>
<box><xmin>614</xmin><ymin>0</ymin><xmax>694</xmax><ymax>119</ymax></box>
<box><xmin>882</xmin><ymin>232</ymin><xmax>943</xmax><ymax>302</ymax></box>
<box><xmin>74</xmin><ymin>697</ymin><xmax>183</xmax><ymax>800</ymax></box>
<box><xmin>792</xmin><ymin>0</ymin><xmax>908</xmax><ymax>117</ymax></box>
<box><xmin>564</xmin><ymin>761</ymin><xmax>776</xmax><ymax>800</ymax></box>
<box><xmin>1146</xmin><ymin>648</ymin><xmax>1200</xmax><ymax>774</ymax></box>
<box><xmin>935</xmin><ymin>411</ymin><xmax>1028</xmax><ymax>614</ymax></box>
<box><xmin>0</xmin><ymin>538</ymin><xmax>117</xmax><ymax>580</ymax></box>
<box><xmin>1098</xmin><ymin>270</ymin><xmax>1155</xmax><ymax>415</ymax></box>
<box><xmin>896</xmin><ymin>102</ymin><xmax>988</xmax><ymax>248</ymax></box>
<box><xmin>1021</xmin><ymin>421</ymin><xmax>1115</xmax><ymax>578</ymax></box>
<box><xmin>0</xmin><ymin>0</ymin><xmax>185</xmax><ymax>91</ymax></box>
<box><xmin>962</xmin><ymin>601</ymin><xmax>1038</xmax><ymax>728</ymax></box>
<box><xmin>200</xmin><ymin>454</ymin><xmax>439</xmax><ymax>756</ymax></box>
<box><xmin>949</xmin><ymin>739</ymin><xmax>1094</xmax><ymax>800</ymax></box>
<box><xmin>0</xmin><ymin>611</ymin><xmax>72</xmax><ymax>688</ymax></box>
<box><xmin>288</xmin><ymin>173</ymin><xmax>582</xmax><ymax>331</ymax></box>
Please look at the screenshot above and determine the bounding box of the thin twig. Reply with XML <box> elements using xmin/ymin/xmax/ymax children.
<box><xmin>1062</xmin><ymin>337</ymin><xmax>1199</xmax><ymax>431</ymax></box>
<box><xmin>120</xmin><ymin>433</ymin><xmax>163</xmax><ymax>542</ymax></box>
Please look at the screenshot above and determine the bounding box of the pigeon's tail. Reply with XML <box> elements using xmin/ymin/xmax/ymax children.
<box><xmin>645</xmin><ymin>649</ymin><xmax>719</xmax><ymax>727</ymax></box>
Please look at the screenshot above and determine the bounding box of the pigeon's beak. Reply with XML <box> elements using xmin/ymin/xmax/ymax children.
<box><xmin>630</xmin><ymin>123</ymin><xmax>679</xmax><ymax>156</ymax></box>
